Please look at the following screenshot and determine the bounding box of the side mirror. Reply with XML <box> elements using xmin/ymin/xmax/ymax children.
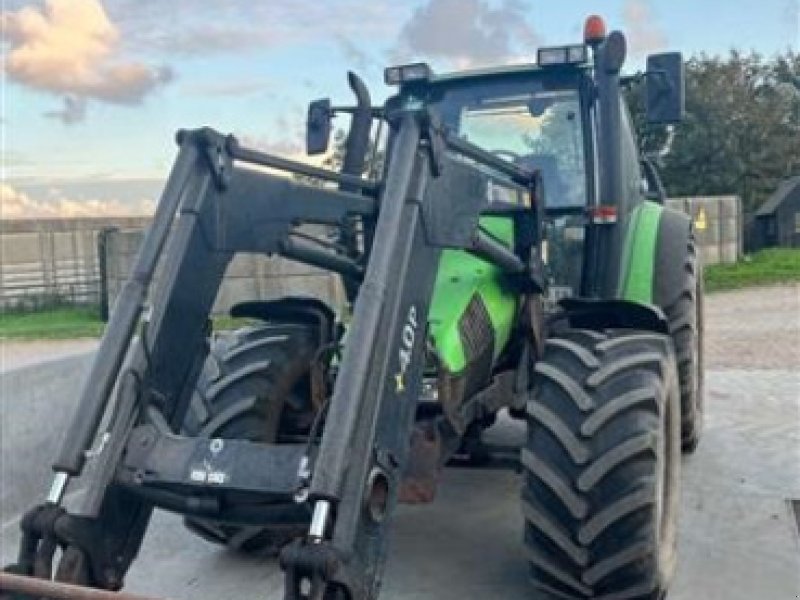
<box><xmin>646</xmin><ymin>52</ymin><xmax>685</xmax><ymax>124</ymax></box>
<box><xmin>306</xmin><ymin>98</ymin><xmax>332</xmax><ymax>155</ymax></box>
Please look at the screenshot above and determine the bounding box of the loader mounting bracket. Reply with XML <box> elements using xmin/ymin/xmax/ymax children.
<box><xmin>281</xmin><ymin>539</ymin><xmax>343</xmax><ymax>600</ymax></box>
<box><xmin>176</xmin><ymin>127</ymin><xmax>233</xmax><ymax>190</ymax></box>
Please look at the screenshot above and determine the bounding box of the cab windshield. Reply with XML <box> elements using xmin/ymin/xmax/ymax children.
<box><xmin>435</xmin><ymin>76</ymin><xmax>589</xmax><ymax>209</ymax></box>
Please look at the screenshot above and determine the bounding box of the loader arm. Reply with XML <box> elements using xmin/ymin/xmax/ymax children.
<box><xmin>3</xmin><ymin>105</ymin><xmax>542</xmax><ymax>600</ymax></box>
<box><xmin>284</xmin><ymin>109</ymin><xmax>541</xmax><ymax>599</ymax></box>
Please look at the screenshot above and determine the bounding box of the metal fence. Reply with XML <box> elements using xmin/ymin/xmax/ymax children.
<box><xmin>0</xmin><ymin>218</ymin><xmax>150</xmax><ymax>310</ymax></box>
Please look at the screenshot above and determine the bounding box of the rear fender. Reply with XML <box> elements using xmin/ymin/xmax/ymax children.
<box><xmin>230</xmin><ymin>296</ymin><xmax>337</xmax><ymax>348</ymax></box>
<box><xmin>556</xmin><ymin>297</ymin><xmax>669</xmax><ymax>334</ymax></box>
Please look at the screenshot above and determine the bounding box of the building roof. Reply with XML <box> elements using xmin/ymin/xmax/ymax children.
<box><xmin>756</xmin><ymin>176</ymin><xmax>800</xmax><ymax>217</ymax></box>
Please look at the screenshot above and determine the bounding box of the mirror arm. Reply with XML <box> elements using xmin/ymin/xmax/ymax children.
<box><xmin>623</xmin><ymin>70</ymin><xmax>671</xmax><ymax>93</ymax></box>
<box><xmin>620</xmin><ymin>72</ymin><xmax>644</xmax><ymax>88</ymax></box>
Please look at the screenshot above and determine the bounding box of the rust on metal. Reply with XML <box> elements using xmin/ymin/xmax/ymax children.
<box><xmin>0</xmin><ymin>572</ymin><xmax>170</xmax><ymax>600</ymax></box>
<box><xmin>398</xmin><ymin>423</ymin><xmax>443</xmax><ymax>504</ymax></box>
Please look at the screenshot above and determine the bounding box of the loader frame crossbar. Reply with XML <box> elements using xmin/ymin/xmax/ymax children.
<box><xmin>6</xmin><ymin>108</ymin><xmax>541</xmax><ymax>600</ymax></box>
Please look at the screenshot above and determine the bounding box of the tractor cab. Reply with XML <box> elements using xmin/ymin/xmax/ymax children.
<box><xmin>384</xmin><ymin>15</ymin><xmax>685</xmax><ymax>301</ymax></box>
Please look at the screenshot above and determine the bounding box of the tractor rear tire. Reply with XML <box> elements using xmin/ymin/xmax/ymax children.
<box><xmin>663</xmin><ymin>235</ymin><xmax>705</xmax><ymax>453</ymax></box>
<box><xmin>182</xmin><ymin>322</ymin><xmax>318</xmax><ymax>555</ymax></box>
<box><xmin>522</xmin><ymin>329</ymin><xmax>681</xmax><ymax>599</ymax></box>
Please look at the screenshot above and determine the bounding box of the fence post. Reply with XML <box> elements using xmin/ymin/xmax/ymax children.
<box><xmin>97</xmin><ymin>227</ymin><xmax>117</xmax><ymax>322</ymax></box>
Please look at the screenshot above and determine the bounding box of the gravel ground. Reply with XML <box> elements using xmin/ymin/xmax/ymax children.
<box><xmin>705</xmin><ymin>283</ymin><xmax>799</xmax><ymax>370</ymax></box>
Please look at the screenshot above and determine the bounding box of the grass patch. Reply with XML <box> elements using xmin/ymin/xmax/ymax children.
<box><xmin>211</xmin><ymin>315</ymin><xmax>258</xmax><ymax>331</ymax></box>
<box><xmin>0</xmin><ymin>306</ymin><xmax>105</xmax><ymax>340</ymax></box>
<box><xmin>3</xmin><ymin>249</ymin><xmax>797</xmax><ymax>339</ymax></box>
<box><xmin>704</xmin><ymin>248</ymin><xmax>800</xmax><ymax>292</ymax></box>
<box><xmin>0</xmin><ymin>305</ymin><xmax>257</xmax><ymax>341</ymax></box>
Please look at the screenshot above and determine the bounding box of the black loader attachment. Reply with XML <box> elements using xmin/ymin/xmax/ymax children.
<box><xmin>2</xmin><ymin>73</ymin><xmax>543</xmax><ymax>600</ymax></box>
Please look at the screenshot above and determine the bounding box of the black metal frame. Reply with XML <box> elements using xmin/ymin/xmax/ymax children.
<box><xmin>7</xmin><ymin>93</ymin><xmax>541</xmax><ymax>599</ymax></box>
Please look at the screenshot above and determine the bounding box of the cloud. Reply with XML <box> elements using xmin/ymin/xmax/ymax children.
<box><xmin>622</xmin><ymin>0</ymin><xmax>668</xmax><ymax>58</ymax></box>
<box><xmin>181</xmin><ymin>80</ymin><xmax>271</xmax><ymax>98</ymax></box>
<box><xmin>393</xmin><ymin>0</ymin><xmax>538</xmax><ymax>68</ymax></box>
<box><xmin>1</xmin><ymin>183</ymin><xmax>155</xmax><ymax>219</ymax></box>
<box><xmin>109</xmin><ymin>1</ymin><xmax>404</xmax><ymax>58</ymax></box>
<box><xmin>150</xmin><ymin>26</ymin><xmax>274</xmax><ymax>56</ymax></box>
<box><xmin>1</xmin><ymin>0</ymin><xmax>173</xmax><ymax>119</ymax></box>
<box><xmin>238</xmin><ymin>132</ymin><xmax>305</xmax><ymax>159</ymax></box>
<box><xmin>335</xmin><ymin>35</ymin><xmax>374</xmax><ymax>72</ymax></box>
<box><xmin>43</xmin><ymin>95</ymin><xmax>87</xmax><ymax>125</ymax></box>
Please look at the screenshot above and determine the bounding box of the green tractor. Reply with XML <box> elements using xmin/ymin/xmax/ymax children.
<box><xmin>3</xmin><ymin>14</ymin><xmax>702</xmax><ymax>600</ymax></box>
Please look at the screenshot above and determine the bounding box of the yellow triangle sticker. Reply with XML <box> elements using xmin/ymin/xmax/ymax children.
<box><xmin>694</xmin><ymin>207</ymin><xmax>707</xmax><ymax>231</ymax></box>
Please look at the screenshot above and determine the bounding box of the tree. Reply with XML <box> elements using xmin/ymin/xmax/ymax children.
<box><xmin>626</xmin><ymin>51</ymin><xmax>800</xmax><ymax>215</ymax></box>
<box><xmin>294</xmin><ymin>128</ymin><xmax>385</xmax><ymax>188</ymax></box>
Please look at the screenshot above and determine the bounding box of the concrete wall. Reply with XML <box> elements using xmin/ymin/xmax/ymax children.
<box><xmin>0</xmin><ymin>196</ymin><xmax>743</xmax><ymax>312</ymax></box>
<box><xmin>0</xmin><ymin>218</ymin><xmax>151</xmax><ymax>309</ymax></box>
<box><xmin>666</xmin><ymin>196</ymin><xmax>742</xmax><ymax>265</ymax></box>
<box><xmin>104</xmin><ymin>228</ymin><xmax>345</xmax><ymax>315</ymax></box>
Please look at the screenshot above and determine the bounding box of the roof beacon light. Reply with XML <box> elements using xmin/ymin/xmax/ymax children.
<box><xmin>584</xmin><ymin>15</ymin><xmax>607</xmax><ymax>46</ymax></box>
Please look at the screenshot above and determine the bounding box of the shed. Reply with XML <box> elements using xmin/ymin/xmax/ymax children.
<box><xmin>752</xmin><ymin>176</ymin><xmax>800</xmax><ymax>249</ymax></box>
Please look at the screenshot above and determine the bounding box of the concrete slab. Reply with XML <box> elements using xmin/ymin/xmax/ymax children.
<box><xmin>0</xmin><ymin>339</ymin><xmax>98</xmax><ymax>373</ymax></box>
<box><xmin>2</xmin><ymin>285</ymin><xmax>798</xmax><ymax>598</ymax></box>
<box><xmin>0</xmin><ymin>354</ymin><xmax>92</xmax><ymax>524</ymax></box>
<box><xmin>2</xmin><ymin>370</ymin><xmax>798</xmax><ymax>599</ymax></box>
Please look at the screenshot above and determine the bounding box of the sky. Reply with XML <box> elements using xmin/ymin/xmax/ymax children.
<box><xmin>1</xmin><ymin>0</ymin><xmax>798</xmax><ymax>218</ymax></box>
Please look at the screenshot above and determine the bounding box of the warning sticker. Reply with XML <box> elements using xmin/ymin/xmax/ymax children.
<box><xmin>694</xmin><ymin>207</ymin><xmax>707</xmax><ymax>231</ymax></box>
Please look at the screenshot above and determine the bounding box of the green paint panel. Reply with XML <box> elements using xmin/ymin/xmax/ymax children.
<box><xmin>428</xmin><ymin>216</ymin><xmax>518</xmax><ymax>374</ymax></box>
<box><xmin>618</xmin><ymin>201</ymin><xmax>663</xmax><ymax>304</ymax></box>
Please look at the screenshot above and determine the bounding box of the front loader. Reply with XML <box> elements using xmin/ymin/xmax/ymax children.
<box><xmin>2</xmin><ymin>14</ymin><xmax>703</xmax><ymax>600</ymax></box>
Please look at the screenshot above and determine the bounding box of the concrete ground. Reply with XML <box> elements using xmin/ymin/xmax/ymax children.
<box><xmin>1</xmin><ymin>284</ymin><xmax>799</xmax><ymax>599</ymax></box>
<box><xmin>0</xmin><ymin>338</ymin><xmax>98</xmax><ymax>373</ymax></box>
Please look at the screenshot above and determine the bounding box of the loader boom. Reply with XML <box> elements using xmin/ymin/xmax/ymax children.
<box><xmin>4</xmin><ymin>100</ymin><xmax>543</xmax><ymax>600</ymax></box>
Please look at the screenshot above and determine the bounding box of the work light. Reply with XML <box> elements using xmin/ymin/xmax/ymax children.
<box><xmin>384</xmin><ymin>62</ymin><xmax>434</xmax><ymax>86</ymax></box>
<box><xmin>537</xmin><ymin>44</ymin><xmax>588</xmax><ymax>66</ymax></box>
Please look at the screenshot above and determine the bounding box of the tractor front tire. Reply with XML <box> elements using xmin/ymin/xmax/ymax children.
<box><xmin>662</xmin><ymin>235</ymin><xmax>705</xmax><ymax>453</ymax></box>
<box><xmin>522</xmin><ymin>329</ymin><xmax>681</xmax><ymax>599</ymax></box>
<box><xmin>182</xmin><ymin>322</ymin><xmax>318</xmax><ymax>555</ymax></box>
